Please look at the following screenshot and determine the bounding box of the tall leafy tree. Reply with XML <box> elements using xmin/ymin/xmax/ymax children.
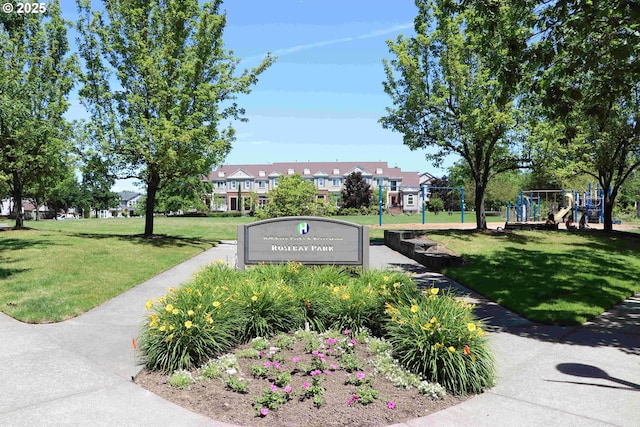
<box><xmin>256</xmin><ymin>175</ymin><xmax>318</xmax><ymax>219</ymax></box>
<box><xmin>80</xmin><ymin>153</ymin><xmax>119</xmax><ymax>218</ymax></box>
<box><xmin>532</xmin><ymin>0</ymin><xmax>640</xmax><ymax>231</ymax></box>
<box><xmin>0</xmin><ymin>1</ymin><xmax>77</xmax><ymax>227</ymax></box>
<box><xmin>341</xmin><ymin>171</ymin><xmax>372</xmax><ymax>210</ymax></box>
<box><xmin>77</xmin><ymin>0</ymin><xmax>274</xmax><ymax>236</ymax></box>
<box><xmin>381</xmin><ymin>0</ymin><xmax>535</xmax><ymax>229</ymax></box>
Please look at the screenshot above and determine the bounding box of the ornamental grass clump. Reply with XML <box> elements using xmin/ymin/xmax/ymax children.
<box><xmin>383</xmin><ymin>288</ymin><xmax>495</xmax><ymax>395</ymax></box>
<box><xmin>140</xmin><ymin>272</ymin><xmax>242</xmax><ymax>372</ymax></box>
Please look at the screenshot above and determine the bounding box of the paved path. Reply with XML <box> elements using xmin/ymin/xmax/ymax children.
<box><xmin>1</xmin><ymin>241</ymin><xmax>638</xmax><ymax>426</ymax></box>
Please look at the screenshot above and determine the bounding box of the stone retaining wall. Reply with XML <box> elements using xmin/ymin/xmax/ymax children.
<box><xmin>383</xmin><ymin>230</ymin><xmax>464</xmax><ymax>272</ymax></box>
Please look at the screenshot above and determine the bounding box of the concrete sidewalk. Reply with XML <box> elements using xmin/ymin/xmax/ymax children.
<box><xmin>1</xmin><ymin>241</ymin><xmax>638</xmax><ymax>426</ymax></box>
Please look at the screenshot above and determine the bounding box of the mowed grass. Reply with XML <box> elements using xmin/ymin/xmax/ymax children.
<box><xmin>0</xmin><ymin>216</ymin><xmax>250</xmax><ymax>323</ymax></box>
<box><xmin>427</xmin><ymin>230</ymin><xmax>640</xmax><ymax>325</ymax></box>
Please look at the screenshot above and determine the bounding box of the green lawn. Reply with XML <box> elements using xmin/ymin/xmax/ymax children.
<box><xmin>427</xmin><ymin>230</ymin><xmax>640</xmax><ymax>325</ymax></box>
<box><xmin>0</xmin><ymin>216</ymin><xmax>249</xmax><ymax>322</ymax></box>
<box><xmin>5</xmin><ymin>214</ymin><xmax>627</xmax><ymax>326</ymax></box>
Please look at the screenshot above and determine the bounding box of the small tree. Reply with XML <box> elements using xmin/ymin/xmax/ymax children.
<box><xmin>428</xmin><ymin>197</ymin><xmax>445</xmax><ymax>214</ymax></box>
<box><xmin>341</xmin><ymin>172</ymin><xmax>372</xmax><ymax>210</ymax></box>
<box><xmin>256</xmin><ymin>175</ymin><xmax>318</xmax><ymax>219</ymax></box>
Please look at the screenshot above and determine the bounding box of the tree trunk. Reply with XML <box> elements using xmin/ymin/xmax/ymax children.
<box><xmin>474</xmin><ymin>181</ymin><xmax>487</xmax><ymax>230</ymax></box>
<box><xmin>12</xmin><ymin>171</ymin><xmax>24</xmax><ymax>228</ymax></box>
<box><xmin>144</xmin><ymin>171</ymin><xmax>160</xmax><ymax>236</ymax></box>
<box><xmin>603</xmin><ymin>197</ymin><xmax>614</xmax><ymax>232</ymax></box>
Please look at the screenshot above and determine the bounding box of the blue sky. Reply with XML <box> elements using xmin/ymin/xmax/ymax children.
<box><xmin>63</xmin><ymin>0</ymin><xmax>454</xmax><ymax>191</ymax></box>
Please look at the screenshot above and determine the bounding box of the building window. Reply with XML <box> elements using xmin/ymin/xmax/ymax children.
<box><xmin>332</xmin><ymin>178</ymin><xmax>341</xmax><ymax>186</ymax></box>
<box><xmin>303</xmin><ymin>168</ymin><xmax>310</xmax><ymax>175</ymax></box>
<box><xmin>390</xmin><ymin>181</ymin><xmax>397</xmax><ymax>191</ymax></box>
<box><xmin>407</xmin><ymin>195</ymin><xmax>414</xmax><ymax>205</ymax></box>
<box><xmin>216</xmin><ymin>181</ymin><xmax>225</xmax><ymax>189</ymax></box>
<box><xmin>287</xmin><ymin>168</ymin><xmax>295</xmax><ymax>175</ymax></box>
<box><xmin>333</xmin><ymin>168</ymin><xmax>340</xmax><ymax>174</ymax></box>
<box><xmin>259</xmin><ymin>170</ymin><xmax>266</xmax><ymax>177</ymax></box>
<box><xmin>230</xmin><ymin>180</ymin><xmax>237</xmax><ymax>189</ymax></box>
<box><xmin>271</xmin><ymin>178</ymin><xmax>278</xmax><ymax>188</ymax></box>
<box><xmin>258</xmin><ymin>181</ymin><xmax>266</xmax><ymax>189</ymax></box>
<box><xmin>376</xmin><ymin>168</ymin><xmax>383</xmax><ymax>174</ymax></box>
<box><xmin>317</xmin><ymin>178</ymin><xmax>325</xmax><ymax>187</ymax></box>
<box><xmin>376</xmin><ymin>178</ymin><xmax>384</xmax><ymax>186</ymax></box>
<box><xmin>244</xmin><ymin>180</ymin><xmax>251</xmax><ymax>190</ymax></box>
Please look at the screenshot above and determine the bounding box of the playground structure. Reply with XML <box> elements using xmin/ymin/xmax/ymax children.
<box><xmin>505</xmin><ymin>184</ymin><xmax>605</xmax><ymax>229</ymax></box>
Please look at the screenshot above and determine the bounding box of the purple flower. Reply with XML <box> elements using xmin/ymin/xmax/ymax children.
<box><xmin>343</xmin><ymin>329</ymin><xmax>351</xmax><ymax>335</ymax></box>
<box><xmin>312</xmin><ymin>350</ymin><xmax>319</xmax><ymax>356</ymax></box>
<box><xmin>330</xmin><ymin>364</ymin><xmax>337</xmax><ymax>370</ymax></box>
<box><xmin>273</xmin><ymin>361</ymin><xmax>281</xmax><ymax>369</ymax></box>
<box><xmin>310</xmin><ymin>369</ymin><xmax>322</xmax><ymax>376</ymax></box>
<box><xmin>292</xmin><ymin>356</ymin><xmax>300</xmax><ymax>364</ymax></box>
<box><xmin>284</xmin><ymin>386</ymin><xmax>292</xmax><ymax>393</ymax></box>
<box><xmin>264</xmin><ymin>361</ymin><xmax>271</xmax><ymax>368</ymax></box>
<box><xmin>350</xmin><ymin>338</ymin><xmax>358</xmax><ymax>346</ymax></box>
<box><xmin>303</xmin><ymin>382</ymin><xmax>310</xmax><ymax>389</ymax></box>
<box><xmin>356</xmin><ymin>372</ymin><xmax>365</xmax><ymax>380</ymax></box>
<box><xmin>387</xmin><ymin>401</ymin><xmax>395</xmax><ymax>409</ymax></box>
<box><xmin>260</xmin><ymin>407</ymin><xmax>268</xmax><ymax>416</ymax></box>
<box><xmin>270</xmin><ymin>384</ymin><xmax>278</xmax><ymax>392</ymax></box>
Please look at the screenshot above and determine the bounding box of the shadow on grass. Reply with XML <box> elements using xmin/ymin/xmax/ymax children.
<box><xmin>70</xmin><ymin>232</ymin><xmax>219</xmax><ymax>248</ymax></box>
<box><xmin>385</xmin><ymin>230</ymin><xmax>640</xmax><ymax>357</ymax></box>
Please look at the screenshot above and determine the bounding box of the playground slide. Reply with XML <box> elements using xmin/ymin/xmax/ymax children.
<box><xmin>554</xmin><ymin>193</ymin><xmax>574</xmax><ymax>223</ymax></box>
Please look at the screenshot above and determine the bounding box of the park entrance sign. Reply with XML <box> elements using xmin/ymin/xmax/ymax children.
<box><xmin>237</xmin><ymin>216</ymin><xmax>369</xmax><ymax>269</ymax></box>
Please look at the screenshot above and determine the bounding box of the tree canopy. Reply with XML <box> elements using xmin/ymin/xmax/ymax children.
<box><xmin>0</xmin><ymin>0</ymin><xmax>77</xmax><ymax>227</ymax></box>
<box><xmin>341</xmin><ymin>171</ymin><xmax>372</xmax><ymax>210</ymax></box>
<box><xmin>530</xmin><ymin>0</ymin><xmax>640</xmax><ymax>231</ymax></box>
<box><xmin>76</xmin><ymin>0</ymin><xmax>274</xmax><ymax>235</ymax></box>
<box><xmin>256</xmin><ymin>175</ymin><xmax>319</xmax><ymax>219</ymax></box>
<box><xmin>381</xmin><ymin>0</ymin><xmax>535</xmax><ymax>229</ymax></box>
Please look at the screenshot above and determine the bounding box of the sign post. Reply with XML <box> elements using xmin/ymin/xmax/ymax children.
<box><xmin>237</xmin><ymin>216</ymin><xmax>369</xmax><ymax>270</ymax></box>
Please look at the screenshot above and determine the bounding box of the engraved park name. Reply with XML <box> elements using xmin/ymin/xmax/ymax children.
<box><xmin>237</xmin><ymin>216</ymin><xmax>369</xmax><ymax>269</ymax></box>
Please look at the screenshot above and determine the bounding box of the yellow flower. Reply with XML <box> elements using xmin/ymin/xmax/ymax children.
<box><xmin>206</xmin><ymin>315</ymin><xmax>213</xmax><ymax>324</ymax></box>
<box><xmin>447</xmin><ymin>346</ymin><xmax>456</xmax><ymax>353</ymax></box>
<box><xmin>212</xmin><ymin>301</ymin><xmax>221</xmax><ymax>308</ymax></box>
<box><xmin>393</xmin><ymin>282</ymin><xmax>401</xmax><ymax>288</ymax></box>
<box><xmin>467</xmin><ymin>323</ymin><xmax>477</xmax><ymax>332</ymax></box>
<box><xmin>172</xmin><ymin>308</ymin><xmax>180</xmax><ymax>315</ymax></box>
<box><xmin>185</xmin><ymin>288</ymin><xmax>193</xmax><ymax>294</ymax></box>
<box><xmin>421</xmin><ymin>323</ymin><xmax>431</xmax><ymax>331</ymax></box>
<box><xmin>251</xmin><ymin>295</ymin><xmax>258</xmax><ymax>301</ymax></box>
<box><xmin>159</xmin><ymin>325</ymin><xmax>166</xmax><ymax>332</ymax></box>
<box><xmin>477</xmin><ymin>327</ymin><xmax>485</xmax><ymax>337</ymax></box>
<box><xmin>430</xmin><ymin>317</ymin><xmax>437</xmax><ymax>323</ymax></box>
<box><xmin>435</xmin><ymin>342</ymin><xmax>444</xmax><ymax>349</ymax></box>
<box><xmin>164</xmin><ymin>304</ymin><xmax>174</xmax><ymax>313</ymax></box>
<box><xmin>410</xmin><ymin>304</ymin><xmax>419</xmax><ymax>313</ymax></box>
<box><xmin>341</xmin><ymin>293</ymin><xmax>350</xmax><ymax>300</ymax></box>
<box><xmin>184</xmin><ymin>320</ymin><xmax>193</xmax><ymax>329</ymax></box>
<box><xmin>169</xmin><ymin>324</ymin><xmax>175</xmax><ymax>331</ymax></box>
<box><xmin>145</xmin><ymin>300</ymin><xmax>154</xmax><ymax>310</ymax></box>
<box><xmin>188</xmin><ymin>310</ymin><xmax>195</xmax><ymax>316</ymax></box>
<box><xmin>383</xmin><ymin>275</ymin><xmax>389</xmax><ymax>282</ymax></box>
<box><xmin>430</xmin><ymin>288</ymin><xmax>439</xmax><ymax>295</ymax></box>
<box><xmin>333</xmin><ymin>286</ymin><xmax>340</xmax><ymax>293</ymax></box>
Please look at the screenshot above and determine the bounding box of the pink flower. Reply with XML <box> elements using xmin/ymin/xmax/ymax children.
<box><xmin>330</xmin><ymin>364</ymin><xmax>337</xmax><ymax>370</ymax></box>
<box><xmin>284</xmin><ymin>386</ymin><xmax>292</xmax><ymax>393</ymax></box>
<box><xmin>303</xmin><ymin>382</ymin><xmax>310</xmax><ymax>389</ymax></box>
<box><xmin>310</xmin><ymin>369</ymin><xmax>322</xmax><ymax>376</ymax></box>
<box><xmin>264</xmin><ymin>361</ymin><xmax>271</xmax><ymax>368</ymax></box>
<box><xmin>387</xmin><ymin>401</ymin><xmax>395</xmax><ymax>409</ymax></box>
<box><xmin>260</xmin><ymin>407</ymin><xmax>268</xmax><ymax>416</ymax></box>
<box><xmin>270</xmin><ymin>384</ymin><xmax>278</xmax><ymax>392</ymax></box>
<box><xmin>324</xmin><ymin>370</ymin><xmax>332</xmax><ymax>375</ymax></box>
<box><xmin>292</xmin><ymin>357</ymin><xmax>300</xmax><ymax>364</ymax></box>
<box><xmin>350</xmin><ymin>338</ymin><xmax>358</xmax><ymax>346</ymax></box>
<box><xmin>312</xmin><ymin>350</ymin><xmax>319</xmax><ymax>355</ymax></box>
<box><xmin>356</xmin><ymin>372</ymin><xmax>365</xmax><ymax>380</ymax></box>
<box><xmin>343</xmin><ymin>329</ymin><xmax>351</xmax><ymax>335</ymax></box>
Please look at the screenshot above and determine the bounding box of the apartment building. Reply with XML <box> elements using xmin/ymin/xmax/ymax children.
<box><xmin>204</xmin><ymin>161</ymin><xmax>429</xmax><ymax>213</ymax></box>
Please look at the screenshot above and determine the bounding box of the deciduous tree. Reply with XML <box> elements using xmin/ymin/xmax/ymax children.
<box><xmin>0</xmin><ymin>1</ymin><xmax>77</xmax><ymax>227</ymax></box>
<box><xmin>76</xmin><ymin>0</ymin><xmax>274</xmax><ymax>235</ymax></box>
<box><xmin>381</xmin><ymin>0</ymin><xmax>535</xmax><ymax>229</ymax></box>
<box><xmin>256</xmin><ymin>174</ymin><xmax>318</xmax><ymax>219</ymax></box>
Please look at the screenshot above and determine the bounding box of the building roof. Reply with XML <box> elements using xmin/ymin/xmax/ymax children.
<box><xmin>207</xmin><ymin>161</ymin><xmax>420</xmax><ymax>186</ymax></box>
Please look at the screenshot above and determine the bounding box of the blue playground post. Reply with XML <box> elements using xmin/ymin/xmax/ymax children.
<box><xmin>506</xmin><ymin>202</ymin><xmax>511</xmax><ymax>222</ymax></box>
<box><xmin>378</xmin><ymin>184</ymin><xmax>383</xmax><ymax>227</ymax></box>
<box><xmin>461</xmin><ymin>188</ymin><xmax>465</xmax><ymax>223</ymax></box>
<box><xmin>421</xmin><ymin>186</ymin><xmax>426</xmax><ymax>224</ymax></box>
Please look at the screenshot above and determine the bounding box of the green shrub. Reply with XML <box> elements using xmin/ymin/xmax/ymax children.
<box><xmin>383</xmin><ymin>288</ymin><xmax>495</xmax><ymax>395</ymax></box>
<box><xmin>168</xmin><ymin>370</ymin><xmax>194</xmax><ymax>389</ymax></box>
<box><xmin>139</xmin><ymin>267</ymin><xmax>242</xmax><ymax>372</ymax></box>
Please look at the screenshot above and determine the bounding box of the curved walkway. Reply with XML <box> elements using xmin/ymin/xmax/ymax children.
<box><xmin>1</xmin><ymin>241</ymin><xmax>638</xmax><ymax>426</ymax></box>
